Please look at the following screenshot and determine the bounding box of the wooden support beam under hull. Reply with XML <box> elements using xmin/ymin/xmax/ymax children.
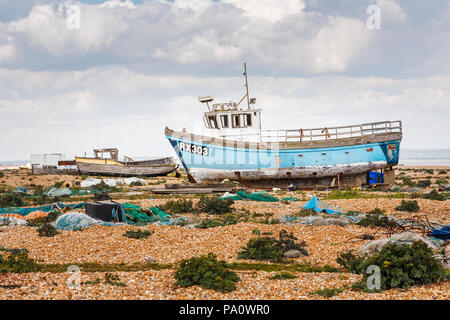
<box><xmin>198</xmin><ymin>172</ymin><xmax>371</xmax><ymax>189</ymax></box>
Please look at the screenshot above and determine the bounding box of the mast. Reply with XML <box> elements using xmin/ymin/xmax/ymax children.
<box><xmin>243</xmin><ymin>63</ymin><xmax>250</xmax><ymax>109</ymax></box>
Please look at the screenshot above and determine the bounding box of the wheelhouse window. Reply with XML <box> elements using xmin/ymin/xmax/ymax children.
<box><xmin>246</xmin><ymin>113</ymin><xmax>252</xmax><ymax>127</ymax></box>
<box><xmin>208</xmin><ymin>115</ymin><xmax>218</xmax><ymax>129</ymax></box>
<box><xmin>220</xmin><ymin>115</ymin><xmax>229</xmax><ymax>128</ymax></box>
<box><xmin>232</xmin><ymin>114</ymin><xmax>241</xmax><ymax>128</ymax></box>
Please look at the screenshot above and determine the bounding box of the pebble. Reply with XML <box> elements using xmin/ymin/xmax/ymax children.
<box><xmin>283</xmin><ymin>250</ymin><xmax>303</xmax><ymax>258</ymax></box>
<box><xmin>0</xmin><ymin>169</ymin><xmax>448</xmax><ymax>300</ymax></box>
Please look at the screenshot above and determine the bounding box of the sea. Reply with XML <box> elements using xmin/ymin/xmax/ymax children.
<box><xmin>398</xmin><ymin>149</ymin><xmax>450</xmax><ymax>166</ymax></box>
<box><xmin>1</xmin><ymin>149</ymin><xmax>450</xmax><ymax>167</ymax></box>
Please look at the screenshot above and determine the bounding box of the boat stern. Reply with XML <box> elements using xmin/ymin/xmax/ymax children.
<box><xmin>380</xmin><ymin>140</ymin><xmax>401</xmax><ymax>166</ymax></box>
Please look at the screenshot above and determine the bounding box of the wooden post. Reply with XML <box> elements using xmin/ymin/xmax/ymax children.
<box><xmin>384</xmin><ymin>167</ymin><xmax>395</xmax><ymax>185</ymax></box>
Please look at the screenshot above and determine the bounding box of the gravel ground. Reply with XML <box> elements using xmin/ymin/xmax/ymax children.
<box><xmin>0</xmin><ymin>223</ymin><xmax>377</xmax><ymax>266</ymax></box>
<box><xmin>0</xmin><ymin>270</ymin><xmax>448</xmax><ymax>300</ymax></box>
<box><xmin>0</xmin><ymin>171</ymin><xmax>180</xmax><ymax>188</ymax></box>
<box><xmin>135</xmin><ymin>197</ymin><xmax>450</xmax><ymax>224</ymax></box>
<box><xmin>0</xmin><ymin>169</ymin><xmax>449</xmax><ymax>300</ymax></box>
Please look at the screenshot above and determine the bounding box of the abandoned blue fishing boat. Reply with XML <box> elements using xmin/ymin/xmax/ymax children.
<box><xmin>165</xmin><ymin>64</ymin><xmax>402</xmax><ymax>188</ymax></box>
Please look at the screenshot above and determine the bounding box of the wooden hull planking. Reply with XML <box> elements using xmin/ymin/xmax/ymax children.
<box><xmin>76</xmin><ymin>161</ymin><xmax>177</xmax><ymax>177</ymax></box>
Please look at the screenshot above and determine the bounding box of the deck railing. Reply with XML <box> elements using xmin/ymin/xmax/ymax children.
<box><xmin>219</xmin><ymin>120</ymin><xmax>402</xmax><ymax>143</ymax></box>
<box><xmin>261</xmin><ymin>120</ymin><xmax>402</xmax><ymax>143</ymax></box>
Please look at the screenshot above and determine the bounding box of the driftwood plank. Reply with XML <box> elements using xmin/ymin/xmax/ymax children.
<box><xmin>152</xmin><ymin>183</ymin><xmax>243</xmax><ymax>194</ymax></box>
<box><xmin>152</xmin><ymin>188</ymin><xmax>217</xmax><ymax>194</ymax></box>
<box><xmin>164</xmin><ymin>183</ymin><xmax>235</xmax><ymax>190</ymax></box>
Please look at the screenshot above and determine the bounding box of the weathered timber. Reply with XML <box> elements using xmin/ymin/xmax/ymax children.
<box><xmin>152</xmin><ymin>183</ymin><xmax>239</xmax><ymax>194</ymax></box>
<box><xmin>164</xmin><ymin>183</ymin><xmax>236</xmax><ymax>189</ymax></box>
<box><xmin>76</xmin><ymin>161</ymin><xmax>176</xmax><ymax>177</ymax></box>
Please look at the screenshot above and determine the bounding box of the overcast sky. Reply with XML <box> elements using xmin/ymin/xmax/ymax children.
<box><xmin>0</xmin><ymin>0</ymin><xmax>449</xmax><ymax>161</ymax></box>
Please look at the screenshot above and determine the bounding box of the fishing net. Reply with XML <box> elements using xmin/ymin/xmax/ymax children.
<box><xmin>44</xmin><ymin>184</ymin><xmax>118</xmax><ymax>197</ymax></box>
<box><xmin>45</xmin><ymin>188</ymin><xmax>73</xmax><ymax>197</ymax></box>
<box><xmin>1</xmin><ymin>201</ymin><xmax>185</xmax><ymax>228</ymax></box>
<box><xmin>55</xmin><ymin>212</ymin><xmax>123</xmax><ymax>231</ymax></box>
<box><xmin>0</xmin><ymin>216</ymin><xmax>28</xmax><ymax>226</ymax></box>
<box><xmin>0</xmin><ymin>203</ymin><xmax>85</xmax><ymax>216</ymax></box>
<box><xmin>80</xmin><ymin>178</ymin><xmax>103</xmax><ymax>188</ymax></box>
<box><xmin>80</xmin><ymin>177</ymin><xmax>146</xmax><ymax>188</ymax></box>
<box><xmin>281</xmin><ymin>196</ymin><xmax>300</xmax><ymax>202</ymax></box>
<box><xmin>220</xmin><ymin>193</ymin><xmax>241</xmax><ymax>201</ymax></box>
<box><xmin>221</xmin><ymin>190</ymin><xmax>280</xmax><ymax>202</ymax></box>
<box><xmin>122</xmin><ymin>203</ymin><xmax>183</xmax><ymax>225</ymax></box>
<box><xmin>76</xmin><ymin>188</ymin><xmax>110</xmax><ymax>195</ymax></box>
<box><xmin>123</xmin><ymin>203</ymin><xmax>156</xmax><ymax>225</ymax></box>
<box><xmin>14</xmin><ymin>187</ymin><xmax>28</xmax><ymax>194</ymax></box>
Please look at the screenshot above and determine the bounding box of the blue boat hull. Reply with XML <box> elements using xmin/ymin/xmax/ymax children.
<box><xmin>165</xmin><ymin>128</ymin><xmax>401</xmax><ymax>185</ymax></box>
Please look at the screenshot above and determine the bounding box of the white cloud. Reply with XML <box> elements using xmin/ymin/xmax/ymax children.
<box><xmin>223</xmin><ymin>0</ymin><xmax>306</xmax><ymax>22</ymax></box>
<box><xmin>171</xmin><ymin>0</ymin><xmax>213</xmax><ymax>12</ymax></box>
<box><xmin>146</xmin><ymin>3</ymin><xmax>371</xmax><ymax>73</ymax></box>
<box><xmin>6</xmin><ymin>3</ymin><xmax>129</xmax><ymax>55</ymax></box>
<box><xmin>99</xmin><ymin>0</ymin><xmax>136</xmax><ymax>9</ymax></box>
<box><xmin>0</xmin><ymin>67</ymin><xmax>449</xmax><ymax>160</ymax></box>
<box><xmin>0</xmin><ymin>42</ymin><xmax>14</xmax><ymax>62</ymax></box>
<box><xmin>0</xmin><ymin>0</ymin><xmax>379</xmax><ymax>74</ymax></box>
<box><xmin>0</xmin><ymin>1</ymin><xmax>449</xmax><ymax>160</ymax></box>
<box><xmin>376</xmin><ymin>0</ymin><xmax>407</xmax><ymax>25</ymax></box>
<box><xmin>169</xmin><ymin>29</ymin><xmax>243</xmax><ymax>64</ymax></box>
<box><xmin>242</xmin><ymin>15</ymin><xmax>372</xmax><ymax>73</ymax></box>
<box><xmin>0</xmin><ymin>0</ymin><xmax>447</xmax><ymax>77</ymax></box>
<box><xmin>302</xmin><ymin>16</ymin><xmax>371</xmax><ymax>72</ymax></box>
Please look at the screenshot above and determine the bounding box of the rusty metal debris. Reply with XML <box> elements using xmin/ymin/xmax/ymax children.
<box><xmin>346</xmin><ymin>214</ymin><xmax>446</xmax><ymax>243</ymax></box>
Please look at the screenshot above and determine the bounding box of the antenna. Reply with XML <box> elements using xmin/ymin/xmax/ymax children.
<box><xmin>198</xmin><ymin>95</ymin><xmax>214</xmax><ymax>111</ymax></box>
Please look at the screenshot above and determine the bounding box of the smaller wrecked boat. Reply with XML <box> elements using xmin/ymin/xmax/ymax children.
<box><xmin>75</xmin><ymin>148</ymin><xmax>177</xmax><ymax>177</ymax></box>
